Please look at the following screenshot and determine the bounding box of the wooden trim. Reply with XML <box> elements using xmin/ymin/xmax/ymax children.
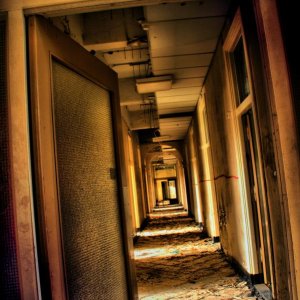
<box><xmin>223</xmin><ymin>9</ymin><xmax>242</xmax><ymax>52</ymax></box>
<box><xmin>7</xmin><ymin>10</ymin><xmax>40</xmax><ymax>300</ymax></box>
<box><xmin>235</xmin><ymin>96</ymin><xmax>251</xmax><ymax>116</ymax></box>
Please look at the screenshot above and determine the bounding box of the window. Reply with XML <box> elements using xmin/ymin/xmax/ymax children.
<box><xmin>232</xmin><ymin>38</ymin><xmax>250</xmax><ymax>104</ymax></box>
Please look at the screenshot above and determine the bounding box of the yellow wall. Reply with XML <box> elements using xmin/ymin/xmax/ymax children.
<box><xmin>202</xmin><ymin>42</ymin><xmax>258</xmax><ymax>275</ymax></box>
<box><xmin>154</xmin><ymin>168</ymin><xmax>176</xmax><ymax>179</ymax></box>
<box><xmin>185</xmin><ymin>124</ymin><xmax>203</xmax><ymax>224</ymax></box>
<box><xmin>196</xmin><ymin>97</ymin><xmax>220</xmax><ymax>238</ymax></box>
<box><xmin>155</xmin><ymin>179</ymin><xmax>165</xmax><ymax>201</ymax></box>
<box><xmin>131</xmin><ymin>134</ymin><xmax>147</xmax><ymax>227</ymax></box>
<box><xmin>122</xmin><ymin>121</ymin><xmax>146</xmax><ymax>232</ymax></box>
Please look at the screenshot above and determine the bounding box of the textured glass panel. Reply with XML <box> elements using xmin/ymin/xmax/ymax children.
<box><xmin>233</xmin><ymin>38</ymin><xmax>250</xmax><ymax>104</ymax></box>
<box><xmin>52</xmin><ymin>61</ymin><xmax>128</xmax><ymax>300</ymax></box>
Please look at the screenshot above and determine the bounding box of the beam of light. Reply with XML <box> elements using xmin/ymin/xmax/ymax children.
<box><xmin>136</xmin><ymin>226</ymin><xmax>201</xmax><ymax>237</ymax></box>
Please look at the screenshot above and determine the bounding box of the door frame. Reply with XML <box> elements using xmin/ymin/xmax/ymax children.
<box><xmin>28</xmin><ymin>15</ymin><xmax>136</xmax><ymax>299</ymax></box>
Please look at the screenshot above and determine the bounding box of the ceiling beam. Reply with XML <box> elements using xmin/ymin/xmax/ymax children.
<box><xmin>159</xmin><ymin>112</ymin><xmax>194</xmax><ymax>119</ymax></box>
<box><xmin>152</xmin><ymin>52</ymin><xmax>214</xmax><ymax>59</ymax></box>
<box><xmin>142</xmin><ymin>14</ymin><xmax>226</xmax><ymax>25</ymax></box>
<box><xmin>24</xmin><ymin>0</ymin><xmax>198</xmax><ymax>17</ymax></box>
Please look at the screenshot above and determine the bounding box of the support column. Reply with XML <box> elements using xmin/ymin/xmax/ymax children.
<box><xmin>7</xmin><ymin>10</ymin><xmax>39</xmax><ymax>300</ymax></box>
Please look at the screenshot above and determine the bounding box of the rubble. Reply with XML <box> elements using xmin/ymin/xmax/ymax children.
<box><xmin>134</xmin><ymin>213</ymin><xmax>257</xmax><ymax>300</ymax></box>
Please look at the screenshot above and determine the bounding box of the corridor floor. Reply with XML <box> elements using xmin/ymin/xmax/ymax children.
<box><xmin>134</xmin><ymin>211</ymin><xmax>258</xmax><ymax>300</ymax></box>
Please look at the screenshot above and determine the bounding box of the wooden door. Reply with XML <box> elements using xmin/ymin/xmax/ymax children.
<box><xmin>28</xmin><ymin>16</ymin><xmax>136</xmax><ymax>300</ymax></box>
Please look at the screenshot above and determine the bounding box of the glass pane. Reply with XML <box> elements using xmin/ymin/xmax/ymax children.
<box><xmin>233</xmin><ymin>38</ymin><xmax>250</xmax><ymax>104</ymax></box>
<box><xmin>52</xmin><ymin>60</ymin><xmax>128</xmax><ymax>299</ymax></box>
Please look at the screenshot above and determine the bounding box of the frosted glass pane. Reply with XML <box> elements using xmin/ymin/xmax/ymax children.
<box><xmin>52</xmin><ymin>60</ymin><xmax>128</xmax><ymax>300</ymax></box>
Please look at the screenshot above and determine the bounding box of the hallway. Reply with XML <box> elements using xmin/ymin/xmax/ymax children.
<box><xmin>1</xmin><ymin>1</ymin><xmax>299</xmax><ymax>299</ymax></box>
<box><xmin>135</xmin><ymin>210</ymin><xmax>257</xmax><ymax>300</ymax></box>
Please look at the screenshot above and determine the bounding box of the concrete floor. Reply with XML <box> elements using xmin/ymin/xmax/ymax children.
<box><xmin>134</xmin><ymin>210</ymin><xmax>258</xmax><ymax>300</ymax></box>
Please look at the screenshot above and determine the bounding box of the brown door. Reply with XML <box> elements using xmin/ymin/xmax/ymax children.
<box><xmin>28</xmin><ymin>16</ymin><xmax>136</xmax><ymax>300</ymax></box>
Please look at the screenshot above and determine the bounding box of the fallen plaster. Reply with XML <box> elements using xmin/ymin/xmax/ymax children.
<box><xmin>134</xmin><ymin>211</ymin><xmax>259</xmax><ymax>299</ymax></box>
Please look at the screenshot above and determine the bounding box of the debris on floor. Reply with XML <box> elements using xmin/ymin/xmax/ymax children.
<box><xmin>134</xmin><ymin>212</ymin><xmax>257</xmax><ymax>299</ymax></box>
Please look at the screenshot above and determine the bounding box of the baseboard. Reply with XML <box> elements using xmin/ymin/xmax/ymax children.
<box><xmin>133</xmin><ymin>218</ymin><xmax>150</xmax><ymax>245</ymax></box>
<box><xmin>140</xmin><ymin>218</ymin><xmax>149</xmax><ymax>231</ymax></box>
<box><xmin>225</xmin><ymin>253</ymin><xmax>264</xmax><ymax>286</ymax></box>
<box><xmin>133</xmin><ymin>235</ymin><xmax>139</xmax><ymax>244</ymax></box>
<box><xmin>212</xmin><ymin>236</ymin><xmax>220</xmax><ymax>243</ymax></box>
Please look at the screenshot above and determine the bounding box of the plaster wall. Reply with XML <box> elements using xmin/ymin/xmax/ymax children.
<box><xmin>131</xmin><ymin>133</ymin><xmax>146</xmax><ymax>228</ymax></box>
<box><xmin>185</xmin><ymin>124</ymin><xmax>203</xmax><ymax>224</ymax></box>
<box><xmin>154</xmin><ymin>168</ymin><xmax>176</xmax><ymax>179</ymax></box>
<box><xmin>195</xmin><ymin>98</ymin><xmax>219</xmax><ymax>238</ymax></box>
<box><xmin>203</xmin><ymin>43</ymin><xmax>254</xmax><ymax>274</ymax></box>
<box><xmin>155</xmin><ymin>179</ymin><xmax>165</xmax><ymax>201</ymax></box>
<box><xmin>122</xmin><ymin>120</ymin><xmax>137</xmax><ymax>234</ymax></box>
<box><xmin>122</xmin><ymin>120</ymin><xmax>147</xmax><ymax>232</ymax></box>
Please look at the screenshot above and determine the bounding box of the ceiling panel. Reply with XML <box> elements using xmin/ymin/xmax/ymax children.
<box><xmin>112</xmin><ymin>64</ymin><xmax>149</xmax><ymax>78</ymax></box>
<box><xmin>158</xmin><ymin>100</ymin><xmax>198</xmax><ymax>108</ymax></box>
<box><xmin>158</xmin><ymin>99</ymin><xmax>198</xmax><ymax>108</ymax></box>
<box><xmin>160</xmin><ymin>117</ymin><xmax>191</xmax><ymax>125</ymax></box>
<box><xmin>159</xmin><ymin>116</ymin><xmax>192</xmax><ymax>140</ymax></box>
<box><xmin>144</xmin><ymin>2</ymin><xmax>229</xmax><ymax>140</ymax></box>
<box><xmin>148</xmin><ymin>18</ymin><xmax>225</xmax><ymax>57</ymax></box>
<box><xmin>160</xmin><ymin>127</ymin><xmax>188</xmax><ymax>134</ymax></box>
<box><xmin>156</xmin><ymin>87</ymin><xmax>201</xmax><ymax>97</ymax></box>
<box><xmin>52</xmin><ymin>2</ymin><xmax>231</xmax><ymax>141</ymax></box>
<box><xmin>160</xmin><ymin>127</ymin><xmax>190</xmax><ymax>134</ymax></box>
<box><xmin>103</xmin><ymin>48</ymin><xmax>149</xmax><ymax>65</ymax></box>
<box><xmin>145</xmin><ymin>0</ymin><xmax>230</xmax><ymax>21</ymax></box>
<box><xmin>154</xmin><ymin>66</ymin><xmax>208</xmax><ymax>78</ymax></box>
<box><xmin>151</xmin><ymin>41</ymin><xmax>217</xmax><ymax>58</ymax></box>
<box><xmin>158</xmin><ymin>106</ymin><xmax>195</xmax><ymax>114</ymax></box>
<box><xmin>157</xmin><ymin>94</ymin><xmax>199</xmax><ymax>103</ymax></box>
<box><xmin>172</xmin><ymin>77</ymin><xmax>204</xmax><ymax>88</ymax></box>
<box><xmin>152</xmin><ymin>53</ymin><xmax>213</xmax><ymax>70</ymax></box>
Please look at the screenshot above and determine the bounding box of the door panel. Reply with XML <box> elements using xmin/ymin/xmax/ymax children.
<box><xmin>28</xmin><ymin>16</ymin><xmax>135</xmax><ymax>299</ymax></box>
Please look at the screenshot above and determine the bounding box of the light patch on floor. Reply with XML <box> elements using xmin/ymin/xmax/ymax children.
<box><xmin>134</xmin><ymin>213</ymin><xmax>258</xmax><ymax>300</ymax></box>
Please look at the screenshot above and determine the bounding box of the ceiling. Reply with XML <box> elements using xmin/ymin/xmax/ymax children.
<box><xmin>51</xmin><ymin>0</ymin><xmax>231</xmax><ymax>142</ymax></box>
